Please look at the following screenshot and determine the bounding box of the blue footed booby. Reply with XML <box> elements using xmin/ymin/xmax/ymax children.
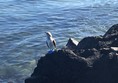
<box><xmin>45</xmin><ymin>32</ymin><xmax>56</xmax><ymax>51</ymax></box>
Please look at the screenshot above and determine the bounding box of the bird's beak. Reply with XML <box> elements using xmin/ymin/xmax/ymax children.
<box><xmin>45</xmin><ymin>31</ymin><xmax>52</xmax><ymax>37</ymax></box>
<box><xmin>45</xmin><ymin>32</ymin><xmax>49</xmax><ymax>34</ymax></box>
<box><xmin>45</xmin><ymin>32</ymin><xmax>48</xmax><ymax>35</ymax></box>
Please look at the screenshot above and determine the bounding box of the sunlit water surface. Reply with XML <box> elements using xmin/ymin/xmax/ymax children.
<box><xmin>0</xmin><ymin>0</ymin><xmax>118</xmax><ymax>82</ymax></box>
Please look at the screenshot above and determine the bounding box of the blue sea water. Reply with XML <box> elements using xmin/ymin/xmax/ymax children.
<box><xmin>0</xmin><ymin>0</ymin><xmax>118</xmax><ymax>82</ymax></box>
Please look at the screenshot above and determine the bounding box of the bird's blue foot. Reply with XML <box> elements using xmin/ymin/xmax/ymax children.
<box><xmin>48</xmin><ymin>50</ymin><xmax>54</xmax><ymax>54</ymax></box>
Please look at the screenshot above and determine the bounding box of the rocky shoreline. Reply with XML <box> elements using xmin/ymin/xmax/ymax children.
<box><xmin>25</xmin><ymin>24</ymin><xmax>118</xmax><ymax>83</ymax></box>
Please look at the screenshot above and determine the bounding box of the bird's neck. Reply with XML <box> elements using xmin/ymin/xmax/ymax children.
<box><xmin>47</xmin><ymin>36</ymin><xmax>52</xmax><ymax>40</ymax></box>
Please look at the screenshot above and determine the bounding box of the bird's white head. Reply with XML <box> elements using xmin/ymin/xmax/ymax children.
<box><xmin>45</xmin><ymin>31</ymin><xmax>52</xmax><ymax>37</ymax></box>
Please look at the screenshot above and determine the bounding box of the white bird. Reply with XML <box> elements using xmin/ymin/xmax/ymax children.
<box><xmin>45</xmin><ymin>32</ymin><xmax>56</xmax><ymax>51</ymax></box>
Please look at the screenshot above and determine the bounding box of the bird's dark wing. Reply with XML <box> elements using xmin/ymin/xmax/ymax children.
<box><xmin>53</xmin><ymin>40</ymin><xmax>56</xmax><ymax>48</ymax></box>
<box><xmin>46</xmin><ymin>41</ymin><xmax>49</xmax><ymax>48</ymax></box>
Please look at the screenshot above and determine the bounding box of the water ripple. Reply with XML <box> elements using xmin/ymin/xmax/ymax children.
<box><xmin>0</xmin><ymin>0</ymin><xmax>118</xmax><ymax>83</ymax></box>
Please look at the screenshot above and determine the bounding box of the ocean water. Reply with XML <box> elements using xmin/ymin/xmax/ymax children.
<box><xmin>0</xmin><ymin>0</ymin><xmax>118</xmax><ymax>82</ymax></box>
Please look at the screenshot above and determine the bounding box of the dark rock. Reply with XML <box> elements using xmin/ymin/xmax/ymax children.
<box><xmin>25</xmin><ymin>24</ymin><xmax>118</xmax><ymax>83</ymax></box>
<box><xmin>77</xmin><ymin>36</ymin><xmax>103</xmax><ymax>49</ymax></box>
<box><xmin>110</xmin><ymin>39</ymin><xmax>118</xmax><ymax>47</ymax></box>
<box><xmin>103</xmin><ymin>24</ymin><xmax>118</xmax><ymax>47</ymax></box>
<box><xmin>66</xmin><ymin>38</ymin><xmax>78</xmax><ymax>50</ymax></box>
<box><xmin>77</xmin><ymin>24</ymin><xmax>118</xmax><ymax>49</ymax></box>
<box><xmin>25</xmin><ymin>49</ymin><xmax>88</xmax><ymax>83</ymax></box>
<box><xmin>104</xmin><ymin>24</ymin><xmax>118</xmax><ymax>38</ymax></box>
<box><xmin>75</xmin><ymin>48</ymin><xmax>100</xmax><ymax>58</ymax></box>
<box><xmin>85</xmin><ymin>51</ymin><xmax>118</xmax><ymax>83</ymax></box>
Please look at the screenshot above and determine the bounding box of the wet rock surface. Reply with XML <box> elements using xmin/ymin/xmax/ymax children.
<box><xmin>25</xmin><ymin>24</ymin><xmax>118</xmax><ymax>83</ymax></box>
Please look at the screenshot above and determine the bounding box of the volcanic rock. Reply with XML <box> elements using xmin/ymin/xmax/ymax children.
<box><xmin>66</xmin><ymin>38</ymin><xmax>78</xmax><ymax>50</ymax></box>
<box><xmin>25</xmin><ymin>24</ymin><xmax>118</xmax><ymax>83</ymax></box>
